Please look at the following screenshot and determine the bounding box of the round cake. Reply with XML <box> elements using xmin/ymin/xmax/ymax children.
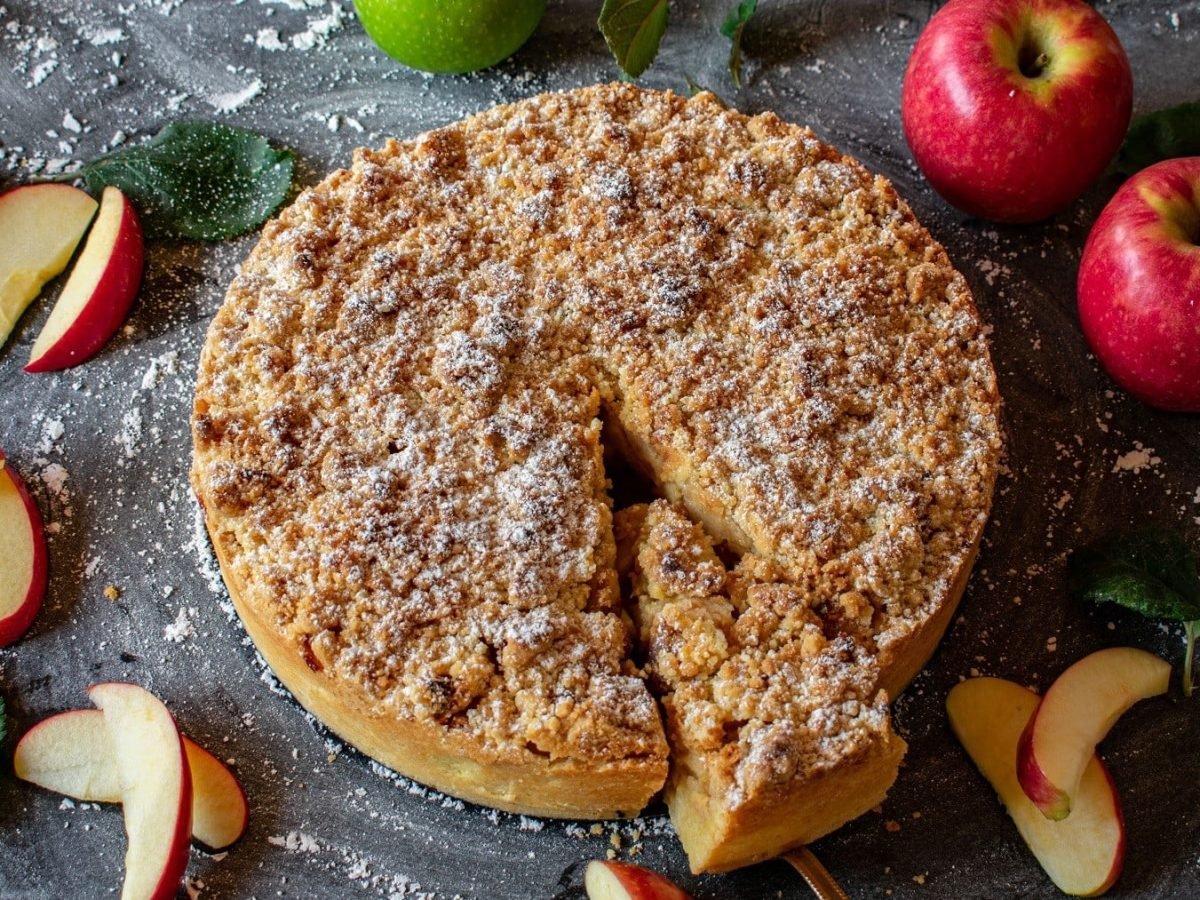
<box><xmin>191</xmin><ymin>83</ymin><xmax>1002</xmax><ymax>873</ymax></box>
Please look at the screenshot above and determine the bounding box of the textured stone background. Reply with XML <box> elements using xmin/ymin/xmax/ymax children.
<box><xmin>1</xmin><ymin>1</ymin><xmax>1198</xmax><ymax>897</ymax></box>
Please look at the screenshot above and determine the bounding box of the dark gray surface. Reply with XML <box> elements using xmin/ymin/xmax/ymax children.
<box><xmin>1</xmin><ymin>1</ymin><xmax>1199</xmax><ymax>897</ymax></box>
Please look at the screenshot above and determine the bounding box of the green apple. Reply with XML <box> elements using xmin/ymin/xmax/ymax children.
<box><xmin>353</xmin><ymin>0</ymin><xmax>546</xmax><ymax>74</ymax></box>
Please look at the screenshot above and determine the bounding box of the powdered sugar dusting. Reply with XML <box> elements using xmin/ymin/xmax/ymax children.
<box><xmin>1113</xmin><ymin>444</ymin><xmax>1162</xmax><ymax>474</ymax></box>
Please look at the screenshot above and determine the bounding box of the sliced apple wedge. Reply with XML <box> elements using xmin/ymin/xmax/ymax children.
<box><xmin>948</xmin><ymin>677</ymin><xmax>1125</xmax><ymax>896</ymax></box>
<box><xmin>183</xmin><ymin>736</ymin><xmax>250</xmax><ymax>850</ymax></box>
<box><xmin>13</xmin><ymin>709</ymin><xmax>120</xmax><ymax>801</ymax></box>
<box><xmin>0</xmin><ymin>449</ymin><xmax>48</xmax><ymax>647</ymax></box>
<box><xmin>26</xmin><ymin>185</ymin><xmax>143</xmax><ymax>373</ymax></box>
<box><xmin>88</xmin><ymin>683</ymin><xmax>192</xmax><ymax>900</ymax></box>
<box><xmin>1017</xmin><ymin>647</ymin><xmax>1170</xmax><ymax>820</ymax></box>
<box><xmin>0</xmin><ymin>183</ymin><xmax>96</xmax><ymax>349</ymax></box>
<box><xmin>584</xmin><ymin>860</ymin><xmax>692</xmax><ymax>900</ymax></box>
<box><xmin>14</xmin><ymin>708</ymin><xmax>249</xmax><ymax>850</ymax></box>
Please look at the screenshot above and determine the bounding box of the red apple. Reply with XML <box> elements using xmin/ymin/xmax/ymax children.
<box><xmin>14</xmin><ymin>708</ymin><xmax>250</xmax><ymax>851</ymax></box>
<box><xmin>901</xmin><ymin>0</ymin><xmax>1132</xmax><ymax>223</ymax></box>
<box><xmin>1077</xmin><ymin>156</ymin><xmax>1200</xmax><ymax>411</ymax></box>
<box><xmin>1017</xmin><ymin>647</ymin><xmax>1170</xmax><ymax>820</ymax></box>
<box><xmin>25</xmin><ymin>185</ymin><xmax>143</xmax><ymax>373</ymax></box>
<box><xmin>948</xmin><ymin>677</ymin><xmax>1125</xmax><ymax>896</ymax></box>
<box><xmin>0</xmin><ymin>449</ymin><xmax>48</xmax><ymax>647</ymax></box>
<box><xmin>89</xmin><ymin>683</ymin><xmax>192</xmax><ymax>900</ymax></box>
<box><xmin>584</xmin><ymin>860</ymin><xmax>692</xmax><ymax>900</ymax></box>
<box><xmin>0</xmin><ymin>183</ymin><xmax>96</xmax><ymax>349</ymax></box>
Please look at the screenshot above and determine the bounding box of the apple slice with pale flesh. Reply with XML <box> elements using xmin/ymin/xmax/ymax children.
<box><xmin>14</xmin><ymin>708</ymin><xmax>249</xmax><ymax>850</ymax></box>
<box><xmin>13</xmin><ymin>709</ymin><xmax>120</xmax><ymax>801</ymax></box>
<box><xmin>584</xmin><ymin>860</ymin><xmax>692</xmax><ymax>900</ymax></box>
<box><xmin>1017</xmin><ymin>647</ymin><xmax>1170</xmax><ymax>820</ymax></box>
<box><xmin>0</xmin><ymin>183</ymin><xmax>96</xmax><ymax>349</ymax></box>
<box><xmin>0</xmin><ymin>450</ymin><xmax>48</xmax><ymax>647</ymax></box>
<box><xmin>948</xmin><ymin>677</ymin><xmax>1125</xmax><ymax>896</ymax></box>
<box><xmin>26</xmin><ymin>185</ymin><xmax>143</xmax><ymax>373</ymax></box>
<box><xmin>185</xmin><ymin>736</ymin><xmax>250</xmax><ymax>850</ymax></box>
<box><xmin>88</xmin><ymin>683</ymin><xmax>192</xmax><ymax>900</ymax></box>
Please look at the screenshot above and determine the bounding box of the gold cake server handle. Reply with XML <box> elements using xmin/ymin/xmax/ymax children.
<box><xmin>783</xmin><ymin>846</ymin><xmax>853</xmax><ymax>900</ymax></box>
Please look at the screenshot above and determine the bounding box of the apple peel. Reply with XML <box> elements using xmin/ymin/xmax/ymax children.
<box><xmin>14</xmin><ymin>707</ymin><xmax>249</xmax><ymax>851</ymax></box>
<box><xmin>948</xmin><ymin>677</ymin><xmax>1125</xmax><ymax>896</ymax></box>
<box><xmin>1017</xmin><ymin>647</ymin><xmax>1170</xmax><ymax>820</ymax></box>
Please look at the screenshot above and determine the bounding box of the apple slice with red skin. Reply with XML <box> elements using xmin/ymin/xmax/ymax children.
<box><xmin>0</xmin><ymin>449</ymin><xmax>48</xmax><ymax>647</ymax></box>
<box><xmin>584</xmin><ymin>860</ymin><xmax>692</xmax><ymax>900</ymax></box>
<box><xmin>1017</xmin><ymin>647</ymin><xmax>1170</xmax><ymax>821</ymax></box>
<box><xmin>185</xmin><ymin>736</ymin><xmax>250</xmax><ymax>851</ymax></box>
<box><xmin>901</xmin><ymin>0</ymin><xmax>1131</xmax><ymax>223</ymax></box>
<box><xmin>1077</xmin><ymin>156</ymin><xmax>1200</xmax><ymax>412</ymax></box>
<box><xmin>14</xmin><ymin>708</ymin><xmax>249</xmax><ymax>850</ymax></box>
<box><xmin>948</xmin><ymin>677</ymin><xmax>1124</xmax><ymax>896</ymax></box>
<box><xmin>88</xmin><ymin>683</ymin><xmax>192</xmax><ymax>900</ymax></box>
<box><xmin>0</xmin><ymin>183</ymin><xmax>97</xmax><ymax>349</ymax></box>
<box><xmin>25</xmin><ymin>185</ymin><xmax>143</xmax><ymax>373</ymax></box>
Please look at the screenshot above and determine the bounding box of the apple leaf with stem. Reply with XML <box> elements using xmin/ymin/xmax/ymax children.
<box><xmin>1069</xmin><ymin>529</ymin><xmax>1200</xmax><ymax>696</ymax></box>
<box><xmin>1114</xmin><ymin>101</ymin><xmax>1200</xmax><ymax>177</ymax></box>
<box><xmin>719</xmin><ymin>0</ymin><xmax>757</xmax><ymax>88</ymax></box>
<box><xmin>598</xmin><ymin>0</ymin><xmax>669</xmax><ymax>79</ymax></box>
<box><xmin>43</xmin><ymin>122</ymin><xmax>294</xmax><ymax>241</ymax></box>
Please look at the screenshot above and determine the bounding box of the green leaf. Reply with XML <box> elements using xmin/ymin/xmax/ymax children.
<box><xmin>720</xmin><ymin>0</ymin><xmax>757</xmax><ymax>88</ymax></box>
<box><xmin>1115</xmin><ymin>101</ymin><xmax>1200</xmax><ymax>178</ymax></box>
<box><xmin>598</xmin><ymin>0</ymin><xmax>670</xmax><ymax>80</ymax></box>
<box><xmin>56</xmin><ymin>121</ymin><xmax>295</xmax><ymax>241</ymax></box>
<box><xmin>1069</xmin><ymin>529</ymin><xmax>1200</xmax><ymax>622</ymax></box>
<box><xmin>1186</xmin><ymin>621</ymin><xmax>1196</xmax><ymax>699</ymax></box>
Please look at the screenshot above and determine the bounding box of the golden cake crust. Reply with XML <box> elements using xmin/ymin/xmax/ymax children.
<box><xmin>191</xmin><ymin>83</ymin><xmax>1001</xmax><ymax>871</ymax></box>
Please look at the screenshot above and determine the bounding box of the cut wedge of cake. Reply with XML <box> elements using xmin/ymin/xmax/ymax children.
<box><xmin>191</xmin><ymin>83</ymin><xmax>1001</xmax><ymax>871</ymax></box>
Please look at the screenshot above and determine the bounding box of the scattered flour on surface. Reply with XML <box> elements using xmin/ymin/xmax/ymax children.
<box><xmin>269</xmin><ymin>831</ymin><xmax>322</xmax><ymax>853</ymax></box>
<box><xmin>140</xmin><ymin>350</ymin><xmax>180</xmax><ymax>392</ymax></box>
<box><xmin>252</xmin><ymin>27</ymin><xmax>286</xmax><ymax>50</ymax></box>
<box><xmin>1112</xmin><ymin>444</ymin><xmax>1162</xmax><ymax>474</ymax></box>
<box><xmin>206</xmin><ymin>78</ymin><xmax>264</xmax><ymax>114</ymax></box>
<box><xmin>119</xmin><ymin>408</ymin><xmax>143</xmax><ymax>458</ymax></box>
<box><xmin>164</xmin><ymin>606</ymin><xmax>196</xmax><ymax>643</ymax></box>
<box><xmin>188</xmin><ymin>494</ymin><xmax>227</xmax><ymax>596</ymax></box>
<box><xmin>85</xmin><ymin>27</ymin><xmax>126</xmax><ymax>46</ymax></box>
<box><xmin>38</xmin><ymin>417</ymin><xmax>65</xmax><ymax>454</ymax></box>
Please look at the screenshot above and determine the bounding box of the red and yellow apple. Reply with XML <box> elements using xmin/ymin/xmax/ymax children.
<box><xmin>25</xmin><ymin>186</ymin><xmax>143</xmax><ymax>373</ymax></box>
<box><xmin>901</xmin><ymin>0</ymin><xmax>1132</xmax><ymax>223</ymax></box>
<box><xmin>948</xmin><ymin>677</ymin><xmax>1125</xmax><ymax>896</ymax></box>
<box><xmin>0</xmin><ymin>449</ymin><xmax>48</xmax><ymax>647</ymax></box>
<box><xmin>1017</xmin><ymin>647</ymin><xmax>1170</xmax><ymax>821</ymax></box>
<box><xmin>584</xmin><ymin>860</ymin><xmax>692</xmax><ymax>900</ymax></box>
<box><xmin>14</xmin><ymin>708</ymin><xmax>250</xmax><ymax>851</ymax></box>
<box><xmin>1077</xmin><ymin>156</ymin><xmax>1200</xmax><ymax>411</ymax></box>
<box><xmin>0</xmin><ymin>183</ymin><xmax>96</xmax><ymax>349</ymax></box>
<box><xmin>88</xmin><ymin>683</ymin><xmax>192</xmax><ymax>900</ymax></box>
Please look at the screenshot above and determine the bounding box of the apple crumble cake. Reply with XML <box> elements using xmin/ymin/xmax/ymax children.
<box><xmin>191</xmin><ymin>83</ymin><xmax>1001</xmax><ymax>872</ymax></box>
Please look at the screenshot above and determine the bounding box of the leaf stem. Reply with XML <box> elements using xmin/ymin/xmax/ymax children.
<box><xmin>1186</xmin><ymin>620</ymin><xmax>1197</xmax><ymax>698</ymax></box>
